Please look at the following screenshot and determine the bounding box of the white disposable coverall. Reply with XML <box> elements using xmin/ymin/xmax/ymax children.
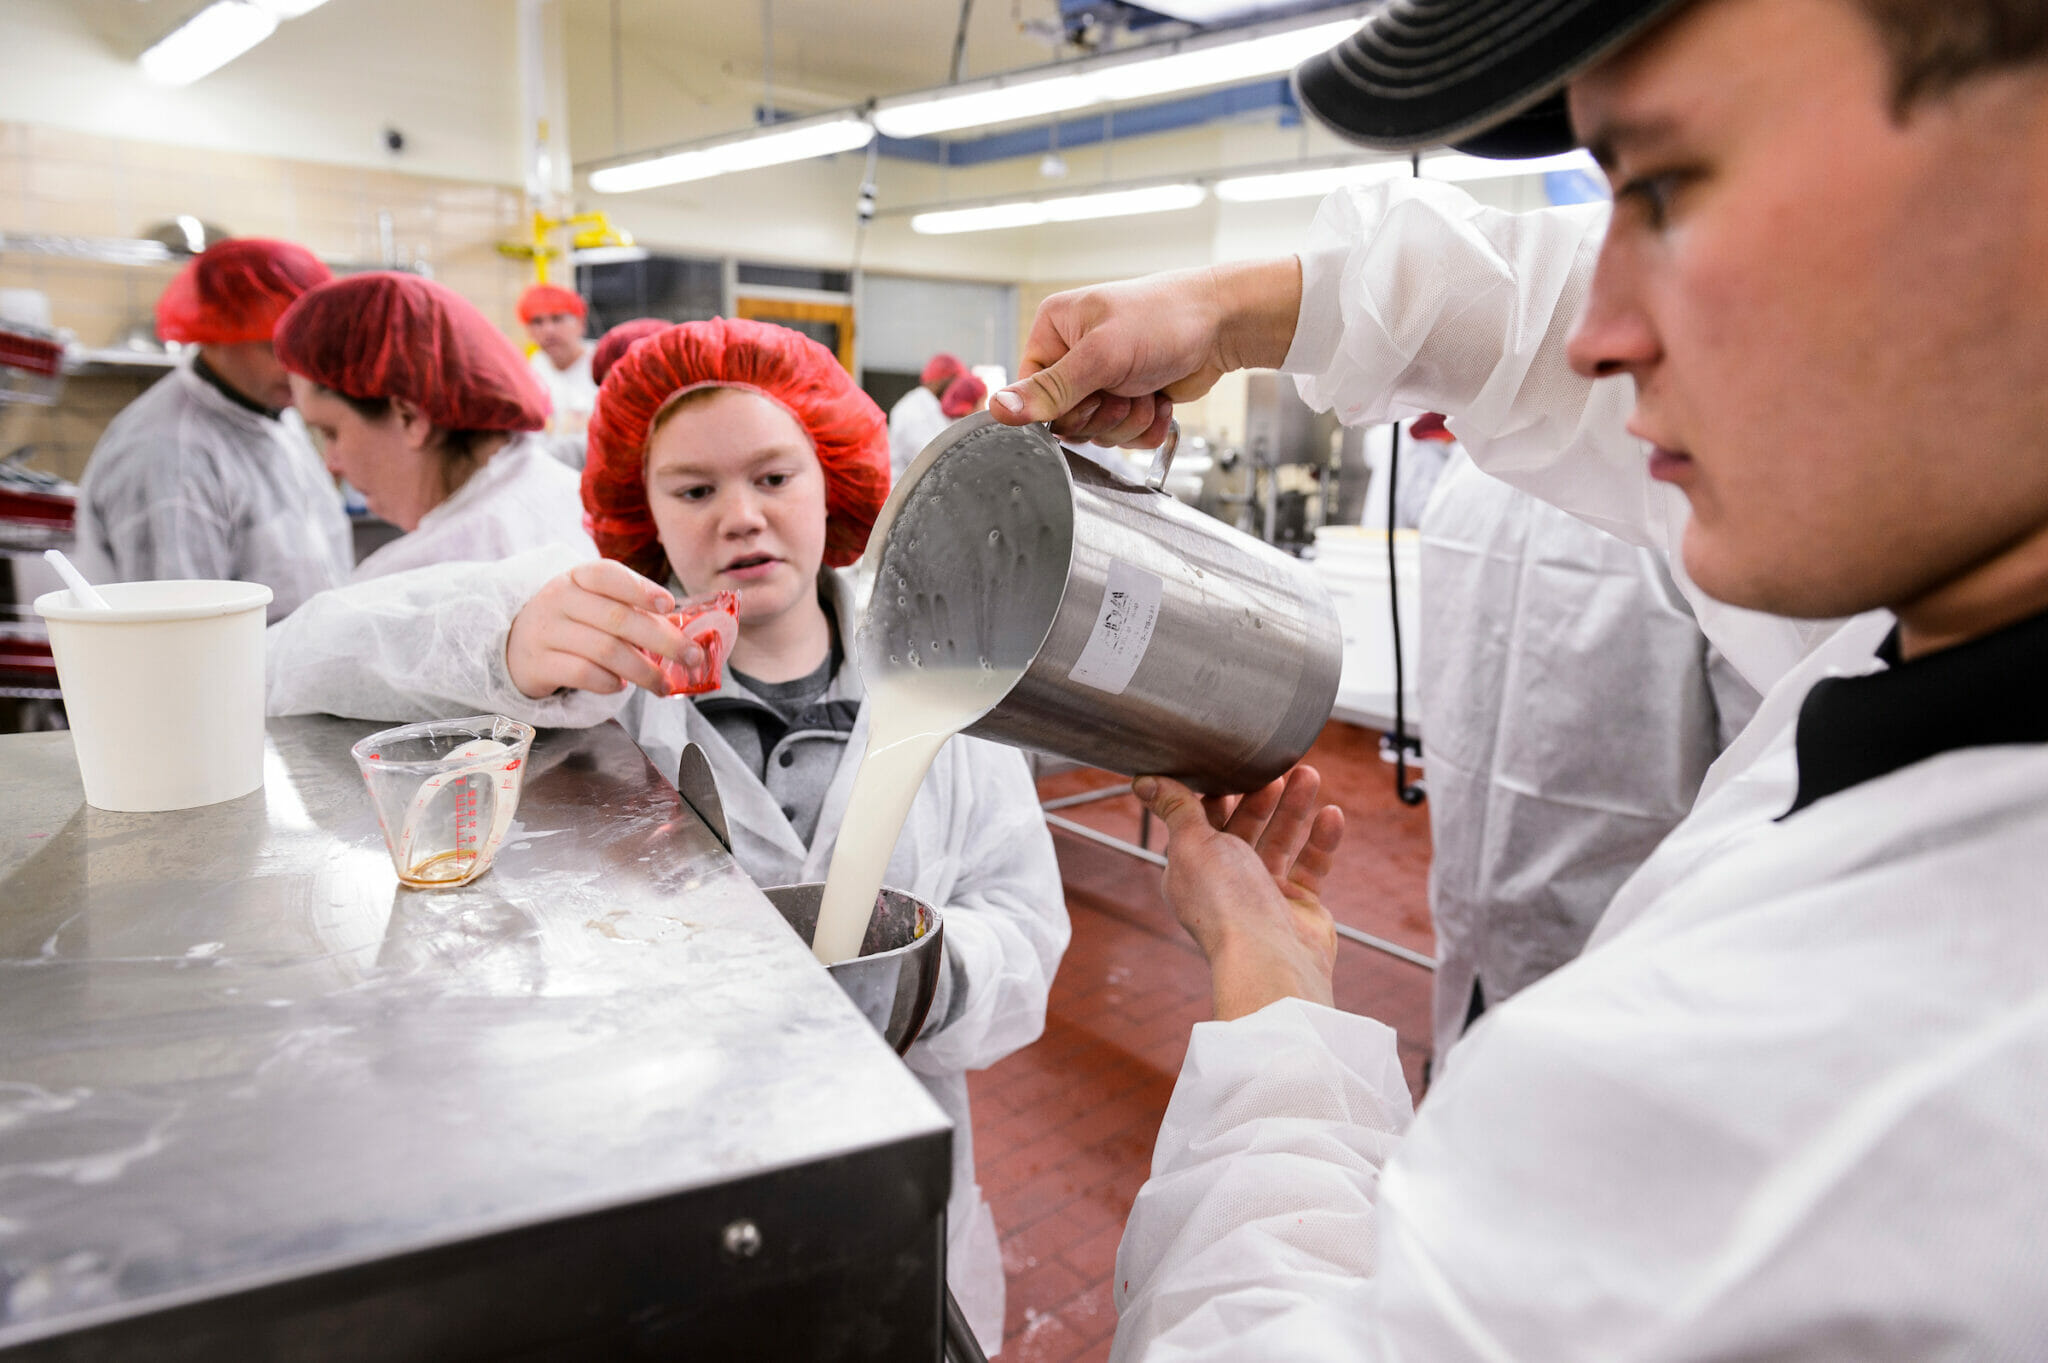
<box><xmin>888</xmin><ymin>385</ymin><xmax>950</xmax><ymax>480</ymax></box>
<box><xmin>1418</xmin><ymin>451</ymin><xmax>1757</xmax><ymax>1071</ymax></box>
<box><xmin>267</xmin><ymin>552</ymin><xmax>1067</xmax><ymax>1355</ymax></box>
<box><xmin>1110</xmin><ymin>179</ymin><xmax>2044</xmax><ymax>1360</ymax></box>
<box><xmin>527</xmin><ymin>346</ymin><xmax>596</xmax><ymax>433</ymax></box>
<box><xmin>346</xmin><ymin>434</ymin><xmax>594</xmax><ymax>581</ymax></box>
<box><xmin>72</xmin><ymin>359</ymin><xmax>351</xmax><ymax>622</ymax></box>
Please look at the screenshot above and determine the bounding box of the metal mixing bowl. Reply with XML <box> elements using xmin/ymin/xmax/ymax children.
<box><xmin>763</xmin><ymin>884</ymin><xmax>943</xmax><ymax>1055</ymax></box>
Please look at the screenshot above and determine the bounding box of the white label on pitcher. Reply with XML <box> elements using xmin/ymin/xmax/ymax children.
<box><xmin>1067</xmin><ymin>559</ymin><xmax>1163</xmax><ymax>696</ymax></box>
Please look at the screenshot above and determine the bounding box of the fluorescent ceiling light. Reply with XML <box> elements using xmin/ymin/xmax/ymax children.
<box><xmin>1044</xmin><ymin>183</ymin><xmax>1205</xmax><ymax>221</ymax></box>
<box><xmin>1214</xmin><ymin>160</ymin><xmax>1409</xmax><ymax>202</ymax></box>
<box><xmin>875</xmin><ymin>9</ymin><xmax>1364</xmax><ymax>140</ymax></box>
<box><xmin>910</xmin><ymin>201</ymin><xmax>1049</xmax><ymax>235</ymax></box>
<box><xmin>874</xmin><ymin>76</ymin><xmax>1095</xmax><ymax>140</ymax></box>
<box><xmin>1087</xmin><ymin>19</ymin><xmax>1358</xmax><ymax>102</ymax></box>
<box><xmin>1422</xmin><ymin>149</ymin><xmax>1601</xmax><ymax>182</ymax></box>
<box><xmin>139</xmin><ymin>1</ymin><xmax>277</xmax><ymax>85</ymax></box>
<box><xmin>589</xmin><ymin>117</ymin><xmax>875</xmax><ymax>194</ymax></box>
<box><xmin>912</xmin><ymin>183</ymin><xmax>1205</xmax><ymax>235</ymax></box>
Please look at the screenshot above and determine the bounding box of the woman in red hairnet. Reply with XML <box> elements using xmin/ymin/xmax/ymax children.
<box><xmin>72</xmin><ymin>237</ymin><xmax>351</xmax><ymax>622</ymax></box>
<box><xmin>273</xmin><ymin>272</ymin><xmax>593</xmax><ymax>580</ymax></box>
<box><xmin>269</xmin><ymin>318</ymin><xmax>1065</xmax><ymax>1355</ymax></box>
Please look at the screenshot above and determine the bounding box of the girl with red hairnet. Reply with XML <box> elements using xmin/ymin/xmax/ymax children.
<box><xmin>268</xmin><ymin>319</ymin><xmax>1066</xmax><ymax>1354</ymax></box>
<box><xmin>73</xmin><ymin>238</ymin><xmax>352</xmax><ymax>622</ymax></box>
<box><xmin>273</xmin><ymin>272</ymin><xmax>593</xmax><ymax>580</ymax></box>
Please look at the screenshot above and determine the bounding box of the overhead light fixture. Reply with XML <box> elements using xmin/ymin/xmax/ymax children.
<box><xmin>139</xmin><ymin>1</ymin><xmax>277</xmax><ymax>85</ymax></box>
<box><xmin>1422</xmin><ymin>150</ymin><xmax>1601</xmax><ymax>182</ymax></box>
<box><xmin>874</xmin><ymin>8</ymin><xmax>1366</xmax><ymax>140</ymax></box>
<box><xmin>1214</xmin><ymin>159</ymin><xmax>1409</xmax><ymax>203</ymax></box>
<box><xmin>874</xmin><ymin>76</ymin><xmax>1096</xmax><ymax>140</ymax></box>
<box><xmin>251</xmin><ymin>0</ymin><xmax>332</xmax><ymax>14</ymax></box>
<box><xmin>589</xmin><ymin>116</ymin><xmax>876</xmax><ymax>194</ymax></box>
<box><xmin>911</xmin><ymin>182</ymin><xmax>1205</xmax><ymax>235</ymax></box>
<box><xmin>1087</xmin><ymin>19</ymin><xmax>1359</xmax><ymax>102</ymax></box>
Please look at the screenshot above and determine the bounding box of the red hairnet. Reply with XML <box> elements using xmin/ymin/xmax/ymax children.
<box><xmin>155</xmin><ymin>238</ymin><xmax>331</xmax><ymax>346</ymax></box>
<box><xmin>920</xmin><ymin>352</ymin><xmax>966</xmax><ymax>388</ymax></box>
<box><xmin>584</xmin><ymin>318</ymin><xmax>889</xmax><ymax>579</ymax></box>
<box><xmin>590</xmin><ymin>318</ymin><xmax>667</xmax><ymax>387</ymax></box>
<box><xmin>274</xmin><ymin>273</ymin><xmax>549</xmax><ymax>432</ymax></box>
<box><xmin>940</xmin><ymin>373</ymin><xmax>987</xmax><ymax>418</ymax></box>
<box><xmin>517</xmin><ymin>283</ymin><xmax>587</xmax><ymax>325</ymax></box>
<box><xmin>1410</xmin><ymin>412</ymin><xmax>1456</xmax><ymax>442</ymax></box>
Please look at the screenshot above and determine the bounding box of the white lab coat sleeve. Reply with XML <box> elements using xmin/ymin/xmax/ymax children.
<box><xmin>904</xmin><ymin>740</ymin><xmax>1070</xmax><ymax>1077</ymax></box>
<box><xmin>265</xmin><ymin>542</ymin><xmax>626</xmax><ymax>728</ymax></box>
<box><xmin>1285</xmin><ymin>176</ymin><xmax>1837</xmax><ymax>696</ymax></box>
<box><xmin>1111</xmin><ymin>999</ymin><xmax>1413</xmax><ymax>1363</ymax></box>
<box><xmin>1286</xmin><ymin>179</ymin><xmax>1656</xmax><ymax>547</ymax></box>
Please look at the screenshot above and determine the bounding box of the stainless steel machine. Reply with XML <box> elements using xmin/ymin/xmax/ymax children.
<box><xmin>0</xmin><ymin>717</ymin><xmax>953</xmax><ymax>1361</ymax></box>
<box><xmin>1201</xmin><ymin>372</ymin><xmax>1370</xmax><ymax>553</ymax></box>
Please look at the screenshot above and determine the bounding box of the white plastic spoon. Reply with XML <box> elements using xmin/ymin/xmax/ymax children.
<box><xmin>43</xmin><ymin>549</ymin><xmax>110</xmax><ymax>610</ymax></box>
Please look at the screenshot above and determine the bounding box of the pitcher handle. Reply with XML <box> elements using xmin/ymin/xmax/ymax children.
<box><xmin>1145</xmin><ymin>419</ymin><xmax>1181</xmax><ymax>492</ymax></box>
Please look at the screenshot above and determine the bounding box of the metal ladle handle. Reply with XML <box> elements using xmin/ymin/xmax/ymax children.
<box><xmin>1145</xmin><ymin>418</ymin><xmax>1180</xmax><ymax>492</ymax></box>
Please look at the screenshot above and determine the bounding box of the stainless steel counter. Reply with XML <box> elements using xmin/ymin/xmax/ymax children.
<box><xmin>0</xmin><ymin>717</ymin><xmax>951</xmax><ymax>1361</ymax></box>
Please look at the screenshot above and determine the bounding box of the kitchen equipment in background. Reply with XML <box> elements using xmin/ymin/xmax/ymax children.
<box><xmin>1233</xmin><ymin>371</ymin><xmax>1372</xmax><ymax>551</ymax></box>
<box><xmin>0</xmin><ymin>449</ymin><xmax>74</xmax><ymax>733</ymax></box>
<box><xmin>863</xmin><ymin>413</ymin><xmax>1342</xmax><ymax>795</ymax></box>
<box><xmin>35</xmin><ymin>578</ymin><xmax>271</xmax><ymax>811</ymax></box>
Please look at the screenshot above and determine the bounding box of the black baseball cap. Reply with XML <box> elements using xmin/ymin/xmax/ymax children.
<box><xmin>1293</xmin><ymin>0</ymin><xmax>1692</xmax><ymax>158</ymax></box>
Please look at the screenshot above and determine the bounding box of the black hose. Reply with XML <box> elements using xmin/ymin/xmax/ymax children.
<box><xmin>942</xmin><ymin>1284</ymin><xmax>989</xmax><ymax>1363</ymax></box>
<box><xmin>1385</xmin><ymin>415</ymin><xmax>1426</xmax><ymax>807</ymax></box>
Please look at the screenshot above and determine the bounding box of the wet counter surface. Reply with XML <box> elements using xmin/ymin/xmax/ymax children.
<box><xmin>0</xmin><ymin>717</ymin><xmax>951</xmax><ymax>1361</ymax></box>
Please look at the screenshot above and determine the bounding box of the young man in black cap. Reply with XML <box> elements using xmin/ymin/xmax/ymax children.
<box><xmin>992</xmin><ymin>1</ymin><xmax>2048</xmax><ymax>1356</ymax></box>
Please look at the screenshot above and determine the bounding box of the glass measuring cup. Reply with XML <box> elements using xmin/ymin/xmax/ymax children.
<box><xmin>640</xmin><ymin>589</ymin><xmax>739</xmax><ymax>696</ymax></box>
<box><xmin>351</xmin><ymin>715</ymin><xmax>535</xmax><ymax>888</ymax></box>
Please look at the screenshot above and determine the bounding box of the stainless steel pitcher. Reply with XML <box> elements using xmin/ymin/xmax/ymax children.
<box><xmin>858</xmin><ymin>413</ymin><xmax>1342</xmax><ymax>795</ymax></box>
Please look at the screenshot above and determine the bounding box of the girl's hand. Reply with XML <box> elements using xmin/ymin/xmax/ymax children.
<box><xmin>505</xmin><ymin>559</ymin><xmax>701</xmax><ymax>698</ymax></box>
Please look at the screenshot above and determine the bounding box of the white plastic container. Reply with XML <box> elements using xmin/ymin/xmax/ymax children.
<box><xmin>35</xmin><ymin>580</ymin><xmax>273</xmax><ymax>812</ymax></box>
<box><xmin>1311</xmin><ymin>526</ymin><xmax>1423</xmax><ymax>730</ymax></box>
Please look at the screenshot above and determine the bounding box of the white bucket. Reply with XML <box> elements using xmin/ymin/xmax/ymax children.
<box><xmin>35</xmin><ymin>579</ymin><xmax>273</xmax><ymax>812</ymax></box>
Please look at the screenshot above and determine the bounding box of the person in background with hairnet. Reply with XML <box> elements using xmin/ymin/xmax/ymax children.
<box><xmin>588</xmin><ymin>317</ymin><xmax>666</xmax><ymax>389</ymax></box>
<box><xmin>985</xmin><ymin>0</ymin><xmax>2048</xmax><ymax>1356</ymax></box>
<box><xmin>71</xmin><ymin>238</ymin><xmax>350</xmax><ymax>622</ymax></box>
<box><xmin>517</xmin><ymin>282</ymin><xmax>596</xmax><ymax>467</ymax></box>
<box><xmin>271</xmin><ymin>272</ymin><xmax>591</xmax><ymax>583</ymax></box>
<box><xmin>1416</xmin><ymin>426</ymin><xmax>1757</xmax><ymax>1076</ymax></box>
<box><xmin>939</xmin><ymin>372</ymin><xmax>989</xmax><ymax>423</ymax></box>
<box><xmin>888</xmin><ymin>351</ymin><xmax>966</xmax><ymax>479</ymax></box>
<box><xmin>1390</xmin><ymin>412</ymin><xmax>1454</xmax><ymax>530</ymax></box>
<box><xmin>267</xmin><ymin>318</ymin><xmax>1067</xmax><ymax>1356</ymax></box>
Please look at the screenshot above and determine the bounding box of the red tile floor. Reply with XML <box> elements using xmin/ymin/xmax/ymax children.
<box><xmin>971</xmin><ymin>720</ymin><xmax>1436</xmax><ymax>1361</ymax></box>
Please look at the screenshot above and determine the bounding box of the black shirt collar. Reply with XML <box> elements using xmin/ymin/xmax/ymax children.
<box><xmin>1787</xmin><ymin>604</ymin><xmax>2048</xmax><ymax>815</ymax></box>
<box><xmin>192</xmin><ymin>354</ymin><xmax>282</xmax><ymax>421</ymax></box>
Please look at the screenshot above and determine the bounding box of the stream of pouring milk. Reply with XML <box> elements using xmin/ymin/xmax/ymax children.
<box><xmin>811</xmin><ymin>664</ymin><xmax>1022</xmax><ymax>965</ymax></box>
